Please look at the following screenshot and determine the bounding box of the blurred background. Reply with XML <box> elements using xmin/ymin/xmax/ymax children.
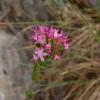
<box><xmin>0</xmin><ymin>0</ymin><xmax>100</xmax><ymax>100</ymax></box>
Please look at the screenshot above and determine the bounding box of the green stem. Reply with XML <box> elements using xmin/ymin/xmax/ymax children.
<box><xmin>51</xmin><ymin>40</ymin><xmax>54</xmax><ymax>55</ymax></box>
<box><xmin>32</xmin><ymin>62</ymin><xmax>41</xmax><ymax>81</ymax></box>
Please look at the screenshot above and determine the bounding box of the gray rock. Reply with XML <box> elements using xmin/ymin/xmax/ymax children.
<box><xmin>0</xmin><ymin>30</ymin><xmax>32</xmax><ymax>100</ymax></box>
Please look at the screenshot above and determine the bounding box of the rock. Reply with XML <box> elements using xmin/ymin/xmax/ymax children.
<box><xmin>0</xmin><ymin>30</ymin><xmax>32</xmax><ymax>100</ymax></box>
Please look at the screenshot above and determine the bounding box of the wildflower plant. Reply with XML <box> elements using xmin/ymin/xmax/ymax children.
<box><xmin>31</xmin><ymin>26</ymin><xmax>70</xmax><ymax>81</ymax></box>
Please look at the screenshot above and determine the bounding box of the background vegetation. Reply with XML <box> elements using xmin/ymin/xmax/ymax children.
<box><xmin>0</xmin><ymin>0</ymin><xmax>100</xmax><ymax>100</ymax></box>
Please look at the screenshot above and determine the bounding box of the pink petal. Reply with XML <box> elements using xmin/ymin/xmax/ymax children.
<box><xmin>33</xmin><ymin>55</ymin><xmax>38</xmax><ymax>60</ymax></box>
<box><xmin>54</xmin><ymin>54</ymin><xmax>60</xmax><ymax>60</ymax></box>
<box><xmin>40</xmin><ymin>56</ymin><xmax>44</xmax><ymax>62</ymax></box>
<box><xmin>45</xmin><ymin>43</ymin><xmax>51</xmax><ymax>50</ymax></box>
<box><xmin>64</xmin><ymin>43</ymin><xmax>69</xmax><ymax>49</ymax></box>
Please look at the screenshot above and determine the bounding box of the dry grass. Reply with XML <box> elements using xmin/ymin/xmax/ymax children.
<box><xmin>0</xmin><ymin>0</ymin><xmax>100</xmax><ymax>100</ymax></box>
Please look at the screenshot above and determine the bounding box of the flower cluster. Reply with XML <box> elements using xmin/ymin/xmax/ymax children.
<box><xmin>31</xmin><ymin>26</ymin><xmax>69</xmax><ymax>63</ymax></box>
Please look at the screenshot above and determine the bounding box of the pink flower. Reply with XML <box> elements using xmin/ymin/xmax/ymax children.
<box><xmin>49</xmin><ymin>27</ymin><xmax>61</xmax><ymax>39</ymax></box>
<box><xmin>32</xmin><ymin>34</ymin><xmax>46</xmax><ymax>44</ymax></box>
<box><xmin>37</xmin><ymin>35</ymin><xmax>46</xmax><ymax>44</ymax></box>
<box><xmin>45</xmin><ymin>43</ymin><xmax>51</xmax><ymax>55</ymax></box>
<box><xmin>31</xmin><ymin>54</ymin><xmax>38</xmax><ymax>64</ymax></box>
<box><xmin>54</xmin><ymin>30</ymin><xmax>59</xmax><ymax>39</ymax></box>
<box><xmin>34</xmin><ymin>48</ymin><xmax>48</xmax><ymax>62</ymax></box>
<box><xmin>54</xmin><ymin>44</ymin><xmax>59</xmax><ymax>51</ymax></box>
<box><xmin>31</xmin><ymin>34</ymin><xmax>37</xmax><ymax>42</ymax></box>
<box><xmin>47</xmin><ymin>50</ymin><xmax>51</xmax><ymax>55</ymax></box>
<box><xmin>33</xmin><ymin>55</ymin><xmax>38</xmax><ymax>60</ymax></box>
<box><xmin>31</xmin><ymin>25</ymin><xmax>70</xmax><ymax>63</ymax></box>
<box><xmin>63</xmin><ymin>43</ymin><xmax>69</xmax><ymax>49</ymax></box>
<box><xmin>45</xmin><ymin>43</ymin><xmax>51</xmax><ymax>50</ymax></box>
<box><xmin>38</xmin><ymin>26</ymin><xmax>49</xmax><ymax>34</ymax></box>
<box><xmin>54</xmin><ymin>54</ymin><xmax>60</xmax><ymax>60</ymax></box>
